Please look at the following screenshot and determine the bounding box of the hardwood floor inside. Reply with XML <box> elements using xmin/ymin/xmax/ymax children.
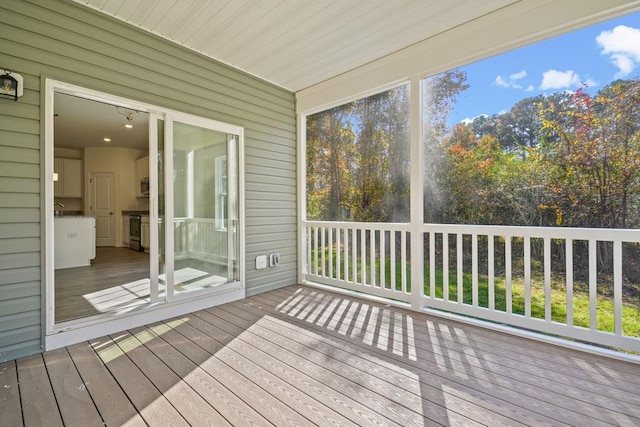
<box><xmin>3</xmin><ymin>285</ymin><xmax>639</xmax><ymax>426</ymax></box>
<box><xmin>55</xmin><ymin>247</ymin><xmax>150</xmax><ymax>322</ymax></box>
<box><xmin>55</xmin><ymin>247</ymin><xmax>230</xmax><ymax>322</ymax></box>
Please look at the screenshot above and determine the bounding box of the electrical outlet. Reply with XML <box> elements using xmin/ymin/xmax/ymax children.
<box><xmin>255</xmin><ymin>255</ymin><xmax>267</xmax><ymax>270</ymax></box>
<box><xmin>269</xmin><ymin>252</ymin><xmax>280</xmax><ymax>267</ymax></box>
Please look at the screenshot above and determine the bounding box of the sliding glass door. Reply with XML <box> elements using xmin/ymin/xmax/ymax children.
<box><xmin>45</xmin><ymin>80</ymin><xmax>244</xmax><ymax>345</ymax></box>
<box><xmin>151</xmin><ymin>114</ymin><xmax>241</xmax><ymax>301</ymax></box>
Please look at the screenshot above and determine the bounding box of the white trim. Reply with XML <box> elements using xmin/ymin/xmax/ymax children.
<box><xmin>44</xmin><ymin>78</ymin><xmax>56</xmax><ymax>335</ymax></box>
<box><xmin>46</xmin><ymin>286</ymin><xmax>244</xmax><ymax>350</ymax></box>
<box><xmin>296</xmin><ymin>0</ymin><xmax>640</xmax><ymax>114</ymax></box>
<box><xmin>297</xmin><ymin>111</ymin><xmax>306</xmax><ymax>284</ymax></box>
<box><xmin>149</xmin><ymin>113</ymin><xmax>161</xmax><ymax>303</ymax></box>
<box><xmin>215</xmin><ymin>155</ymin><xmax>228</xmax><ymax>231</ymax></box>
<box><xmin>186</xmin><ymin>150</ymin><xmax>194</xmax><ymax>219</ymax></box>
<box><xmin>238</xmin><ymin>127</ymin><xmax>246</xmax><ymax>287</ymax></box>
<box><xmin>409</xmin><ymin>75</ymin><xmax>424</xmax><ymax>311</ymax></box>
<box><xmin>296</xmin><ymin>78</ymin><xmax>410</xmax><ymax>117</ymax></box>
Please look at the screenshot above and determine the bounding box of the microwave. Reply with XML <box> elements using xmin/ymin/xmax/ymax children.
<box><xmin>140</xmin><ymin>177</ymin><xmax>149</xmax><ymax>196</ymax></box>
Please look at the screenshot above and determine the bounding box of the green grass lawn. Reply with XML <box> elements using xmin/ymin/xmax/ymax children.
<box><xmin>311</xmin><ymin>249</ymin><xmax>640</xmax><ymax>337</ymax></box>
<box><xmin>424</xmin><ymin>269</ymin><xmax>640</xmax><ymax>337</ymax></box>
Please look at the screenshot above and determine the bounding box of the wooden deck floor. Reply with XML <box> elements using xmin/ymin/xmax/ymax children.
<box><xmin>2</xmin><ymin>285</ymin><xmax>639</xmax><ymax>426</ymax></box>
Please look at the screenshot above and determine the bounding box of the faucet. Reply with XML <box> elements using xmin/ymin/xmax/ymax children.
<box><xmin>55</xmin><ymin>202</ymin><xmax>64</xmax><ymax>216</ymax></box>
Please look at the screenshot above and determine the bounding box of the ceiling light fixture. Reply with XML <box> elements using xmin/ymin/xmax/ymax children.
<box><xmin>116</xmin><ymin>106</ymin><xmax>138</xmax><ymax>129</ymax></box>
<box><xmin>103</xmin><ymin>137</ymin><xmax>111</xmax><ymax>142</ymax></box>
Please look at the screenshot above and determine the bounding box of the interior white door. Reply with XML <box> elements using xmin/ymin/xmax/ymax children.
<box><xmin>89</xmin><ymin>171</ymin><xmax>116</xmax><ymax>247</ymax></box>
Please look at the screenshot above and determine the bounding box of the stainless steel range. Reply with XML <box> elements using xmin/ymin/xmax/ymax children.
<box><xmin>129</xmin><ymin>214</ymin><xmax>142</xmax><ymax>251</ymax></box>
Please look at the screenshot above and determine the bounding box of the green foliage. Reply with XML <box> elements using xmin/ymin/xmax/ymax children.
<box><xmin>434</xmin><ymin>77</ymin><xmax>640</xmax><ymax>230</ymax></box>
<box><xmin>306</xmin><ymin>85</ymin><xmax>411</xmax><ymax>222</ymax></box>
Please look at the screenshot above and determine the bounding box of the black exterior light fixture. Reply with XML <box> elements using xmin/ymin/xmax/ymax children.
<box><xmin>0</xmin><ymin>70</ymin><xmax>23</xmax><ymax>101</ymax></box>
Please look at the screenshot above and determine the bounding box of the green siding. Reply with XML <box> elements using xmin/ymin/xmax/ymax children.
<box><xmin>0</xmin><ymin>0</ymin><xmax>297</xmax><ymax>362</ymax></box>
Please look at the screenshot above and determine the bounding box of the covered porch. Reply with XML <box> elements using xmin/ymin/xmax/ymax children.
<box><xmin>3</xmin><ymin>285</ymin><xmax>639</xmax><ymax>426</ymax></box>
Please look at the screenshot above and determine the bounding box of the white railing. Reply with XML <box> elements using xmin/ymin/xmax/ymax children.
<box><xmin>304</xmin><ymin>221</ymin><xmax>412</xmax><ymax>303</ymax></box>
<box><xmin>303</xmin><ymin>220</ymin><xmax>640</xmax><ymax>353</ymax></box>
<box><xmin>173</xmin><ymin>218</ymin><xmax>227</xmax><ymax>261</ymax></box>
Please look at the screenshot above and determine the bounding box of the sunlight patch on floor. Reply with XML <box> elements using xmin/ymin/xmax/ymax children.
<box><xmin>93</xmin><ymin>318</ymin><xmax>189</xmax><ymax>364</ymax></box>
<box><xmin>83</xmin><ymin>279</ymin><xmax>152</xmax><ymax>313</ymax></box>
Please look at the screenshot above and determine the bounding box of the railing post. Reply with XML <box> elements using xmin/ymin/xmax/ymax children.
<box><xmin>409</xmin><ymin>75</ymin><xmax>424</xmax><ymax>311</ymax></box>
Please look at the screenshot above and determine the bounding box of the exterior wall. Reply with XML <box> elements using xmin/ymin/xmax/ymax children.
<box><xmin>0</xmin><ymin>0</ymin><xmax>296</xmax><ymax>361</ymax></box>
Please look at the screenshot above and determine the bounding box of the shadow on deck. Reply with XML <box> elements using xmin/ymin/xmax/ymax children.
<box><xmin>2</xmin><ymin>285</ymin><xmax>639</xmax><ymax>426</ymax></box>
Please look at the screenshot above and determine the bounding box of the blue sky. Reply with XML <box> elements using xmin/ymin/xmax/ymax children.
<box><xmin>449</xmin><ymin>11</ymin><xmax>640</xmax><ymax>126</ymax></box>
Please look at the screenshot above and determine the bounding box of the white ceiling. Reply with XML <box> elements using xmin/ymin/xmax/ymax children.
<box><xmin>54</xmin><ymin>93</ymin><xmax>149</xmax><ymax>150</ymax></box>
<box><xmin>72</xmin><ymin>0</ymin><xmax>518</xmax><ymax>92</ymax></box>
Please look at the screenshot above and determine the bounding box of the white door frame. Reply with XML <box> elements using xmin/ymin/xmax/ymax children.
<box><xmin>153</xmin><ymin>111</ymin><xmax>245</xmax><ymax>303</ymax></box>
<box><xmin>43</xmin><ymin>79</ymin><xmax>245</xmax><ymax>348</ymax></box>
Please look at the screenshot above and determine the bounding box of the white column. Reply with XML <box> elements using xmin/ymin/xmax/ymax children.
<box><xmin>297</xmin><ymin>113</ymin><xmax>308</xmax><ymax>284</ymax></box>
<box><xmin>409</xmin><ymin>75</ymin><xmax>424</xmax><ymax>310</ymax></box>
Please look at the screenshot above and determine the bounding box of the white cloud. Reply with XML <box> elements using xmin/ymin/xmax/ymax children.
<box><xmin>494</xmin><ymin>70</ymin><xmax>528</xmax><ymax>89</ymax></box>
<box><xmin>525</xmin><ymin>85</ymin><xmax>534</xmax><ymax>92</ymax></box>
<box><xmin>611</xmin><ymin>53</ymin><xmax>635</xmax><ymax>77</ymax></box>
<box><xmin>509</xmin><ymin>70</ymin><xmax>527</xmax><ymax>80</ymax></box>
<box><xmin>596</xmin><ymin>25</ymin><xmax>640</xmax><ymax>78</ymax></box>
<box><xmin>460</xmin><ymin>113</ymin><xmax>487</xmax><ymax>125</ymax></box>
<box><xmin>494</xmin><ymin>75</ymin><xmax>509</xmax><ymax>88</ymax></box>
<box><xmin>539</xmin><ymin>69</ymin><xmax>581</xmax><ymax>90</ymax></box>
<box><xmin>583</xmin><ymin>78</ymin><xmax>598</xmax><ymax>88</ymax></box>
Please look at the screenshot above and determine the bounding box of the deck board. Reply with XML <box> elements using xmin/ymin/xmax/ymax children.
<box><xmin>16</xmin><ymin>354</ymin><xmax>64</xmax><ymax>427</ymax></box>
<box><xmin>66</xmin><ymin>341</ymin><xmax>146</xmax><ymax>427</ymax></box>
<box><xmin>42</xmin><ymin>348</ymin><xmax>104</xmax><ymax>427</ymax></box>
<box><xmin>164</xmin><ymin>316</ymin><xmax>394</xmax><ymax>426</ymax></box>
<box><xmin>230</xmin><ymin>294</ymin><xmax>566</xmax><ymax>426</ymax></box>
<box><xmin>147</xmin><ymin>319</ymin><xmax>280</xmax><ymax>426</ymax></box>
<box><xmin>195</xmin><ymin>305</ymin><xmax>486</xmax><ymax>426</ymax></box>
<box><xmin>2</xmin><ymin>285</ymin><xmax>640</xmax><ymax>426</ymax></box>
<box><xmin>219</xmin><ymin>299</ymin><xmax>561</xmax><ymax>426</ymax></box>
<box><xmin>0</xmin><ymin>361</ymin><xmax>22</xmax><ymax>426</ymax></box>
<box><xmin>164</xmin><ymin>315</ymin><xmax>323</xmax><ymax>427</ymax></box>
<box><xmin>111</xmin><ymin>329</ymin><xmax>231</xmax><ymax>426</ymax></box>
<box><xmin>253</xmin><ymin>288</ymin><xmax>637</xmax><ymax>426</ymax></box>
<box><xmin>90</xmin><ymin>334</ymin><xmax>189</xmax><ymax>426</ymax></box>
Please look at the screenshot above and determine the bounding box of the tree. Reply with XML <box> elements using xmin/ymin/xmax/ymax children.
<box><xmin>539</xmin><ymin>79</ymin><xmax>640</xmax><ymax>229</ymax></box>
<box><xmin>383</xmin><ymin>86</ymin><xmax>410</xmax><ymax>222</ymax></box>
<box><xmin>306</xmin><ymin>85</ymin><xmax>410</xmax><ymax>223</ymax></box>
<box><xmin>423</xmin><ymin>70</ymin><xmax>470</xmax><ymax>222</ymax></box>
<box><xmin>306</xmin><ymin>105</ymin><xmax>354</xmax><ymax>220</ymax></box>
<box><xmin>500</xmin><ymin>95</ymin><xmax>545</xmax><ymax>155</ymax></box>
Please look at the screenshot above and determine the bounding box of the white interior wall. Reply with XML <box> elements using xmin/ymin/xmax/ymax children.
<box><xmin>84</xmin><ymin>147</ymin><xmax>148</xmax><ymax>246</ymax></box>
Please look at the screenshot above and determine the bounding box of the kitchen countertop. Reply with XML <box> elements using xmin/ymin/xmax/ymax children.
<box><xmin>122</xmin><ymin>210</ymin><xmax>149</xmax><ymax>216</ymax></box>
<box><xmin>54</xmin><ymin>210</ymin><xmax>84</xmax><ymax>217</ymax></box>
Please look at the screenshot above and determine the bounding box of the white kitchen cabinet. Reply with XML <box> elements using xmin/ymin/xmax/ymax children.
<box><xmin>54</xmin><ymin>217</ymin><xmax>96</xmax><ymax>269</ymax></box>
<box><xmin>54</xmin><ymin>157</ymin><xmax>82</xmax><ymax>198</ymax></box>
<box><xmin>141</xmin><ymin>215</ymin><xmax>149</xmax><ymax>252</ymax></box>
<box><xmin>134</xmin><ymin>156</ymin><xmax>149</xmax><ymax>197</ymax></box>
<box><xmin>122</xmin><ymin>215</ymin><xmax>130</xmax><ymax>246</ymax></box>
